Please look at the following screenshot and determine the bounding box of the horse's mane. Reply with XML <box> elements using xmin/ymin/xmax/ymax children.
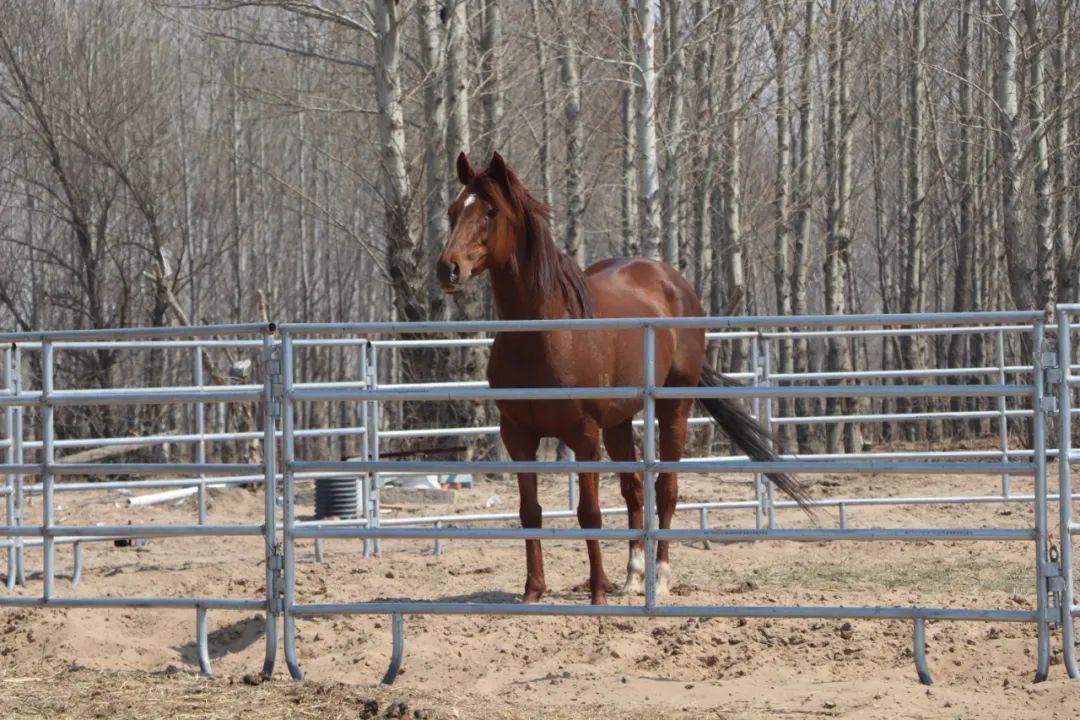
<box><xmin>474</xmin><ymin>169</ymin><xmax>592</xmax><ymax>318</ymax></box>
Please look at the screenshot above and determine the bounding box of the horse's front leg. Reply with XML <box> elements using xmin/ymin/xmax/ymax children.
<box><xmin>501</xmin><ymin>422</ymin><xmax>544</xmax><ymax>603</ymax></box>
<box><xmin>571</xmin><ymin>427</ymin><xmax>612</xmax><ymax>605</ymax></box>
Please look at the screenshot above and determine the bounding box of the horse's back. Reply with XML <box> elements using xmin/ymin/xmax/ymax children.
<box><xmin>489</xmin><ymin>256</ymin><xmax>705</xmax><ymax>437</ymax></box>
<box><xmin>585</xmin><ymin>257</ymin><xmax>704</xmax><ymax>319</ymax></box>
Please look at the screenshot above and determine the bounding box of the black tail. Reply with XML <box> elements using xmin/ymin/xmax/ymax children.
<box><xmin>697</xmin><ymin>365</ymin><xmax>815</xmax><ymax>514</ymax></box>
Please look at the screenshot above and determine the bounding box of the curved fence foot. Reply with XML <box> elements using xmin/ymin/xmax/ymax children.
<box><xmin>196</xmin><ymin>608</ymin><xmax>213</xmax><ymax>677</ymax></box>
<box><xmin>71</xmin><ymin>542</ymin><xmax>83</xmax><ymax>586</ymax></box>
<box><xmin>15</xmin><ymin>545</ymin><xmax>25</xmax><ymax>587</ymax></box>
<box><xmin>1063</xmin><ymin>610</ymin><xmax>1079</xmax><ymax>679</ymax></box>
<box><xmin>913</xmin><ymin>619</ymin><xmax>932</xmax><ymax>686</ymax></box>
<box><xmin>284</xmin><ymin>614</ymin><xmax>304</xmax><ymax>680</ymax></box>
<box><xmin>381</xmin><ymin>612</ymin><xmax>405</xmax><ymax>685</ymax></box>
<box><xmin>1035</xmin><ymin>622</ymin><xmax>1051</xmax><ymax>682</ymax></box>
<box><xmin>261</xmin><ymin>611</ymin><xmax>278</xmax><ymax>677</ymax></box>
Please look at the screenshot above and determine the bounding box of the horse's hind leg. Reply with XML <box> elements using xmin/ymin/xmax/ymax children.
<box><xmin>569</xmin><ymin>424</ymin><xmax>613</xmax><ymax>605</ymax></box>
<box><xmin>602</xmin><ymin>420</ymin><xmax>645</xmax><ymax>595</ymax></box>
<box><xmin>501</xmin><ymin>421</ymin><xmax>545</xmax><ymax>603</ymax></box>
<box><xmin>655</xmin><ymin>398</ymin><xmax>693</xmax><ymax>595</ymax></box>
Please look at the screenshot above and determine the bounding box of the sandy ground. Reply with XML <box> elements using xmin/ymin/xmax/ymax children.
<box><xmin>1</xmin><ymin>468</ymin><xmax>1078</xmax><ymax>719</ymax></box>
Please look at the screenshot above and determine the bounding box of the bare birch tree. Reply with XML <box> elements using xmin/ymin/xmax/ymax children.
<box><xmin>659</xmin><ymin>1</ymin><xmax>686</xmax><ymax>269</ymax></box>
<box><xmin>823</xmin><ymin>0</ymin><xmax>854</xmax><ymax>453</ymax></box>
<box><xmin>1022</xmin><ymin>0</ymin><xmax>1054</xmax><ymax>311</ymax></box>
<box><xmin>634</xmin><ymin>0</ymin><xmax>660</xmax><ymax>259</ymax></box>
<box><xmin>764</xmin><ymin>0</ymin><xmax>795</xmax><ymax>451</ymax></box>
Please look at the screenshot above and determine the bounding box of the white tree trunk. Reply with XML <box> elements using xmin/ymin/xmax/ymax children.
<box><xmin>721</xmin><ymin>2</ymin><xmax>745</xmax><ymax>320</ymax></box>
<box><xmin>1052</xmin><ymin>0</ymin><xmax>1074</xmax><ymax>300</ymax></box>
<box><xmin>373</xmin><ymin>0</ymin><xmax>418</xmax><ymax>323</ymax></box>
<box><xmin>996</xmin><ymin>0</ymin><xmax>1030</xmax><ymax>310</ymax></box>
<box><xmin>1023</xmin><ymin>0</ymin><xmax>1054</xmax><ymax>311</ymax></box>
<box><xmin>792</xmin><ymin>4</ymin><xmax>816</xmax><ymax>450</ymax></box>
<box><xmin>554</xmin><ymin>6</ymin><xmax>586</xmax><ymax>266</ymax></box>
<box><xmin>528</xmin><ymin>0</ymin><xmax>554</xmax><ymax>211</ymax></box>
<box><xmin>660</xmin><ymin>1</ymin><xmax>685</xmax><ymax>268</ymax></box>
<box><xmin>764</xmin><ymin>1</ymin><xmax>794</xmax><ymax>451</ymax></box>
<box><xmin>621</xmin><ymin>1</ymin><xmax>639</xmax><ymax>256</ymax></box>
<box><xmin>687</xmin><ymin>0</ymin><xmax>712</xmax><ymax>292</ymax></box>
<box><xmin>824</xmin><ymin>0</ymin><xmax>854</xmax><ymax>453</ymax></box>
<box><xmin>948</xmin><ymin>0</ymin><xmax>974</xmax><ymax>370</ymax></box>
<box><xmin>445</xmin><ymin>0</ymin><xmax>471</xmax><ymax>175</ymax></box>
<box><xmin>479</xmin><ymin>0</ymin><xmax>503</xmax><ymax>160</ymax></box>
<box><xmin>418</xmin><ymin>0</ymin><xmax>448</xmax><ymax>301</ymax></box>
<box><xmin>634</xmin><ymin>0</ymin><xmax>660</xmax><ymax>259</ymax></box>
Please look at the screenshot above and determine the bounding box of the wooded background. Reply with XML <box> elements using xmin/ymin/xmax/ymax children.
<box><xmin>0</xmin><ymin>1</ymin><xmax>1075</xmax><ymax>456</ymax></box>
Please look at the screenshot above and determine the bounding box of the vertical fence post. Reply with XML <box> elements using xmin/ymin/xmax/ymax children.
<box><xmin>260</xmin><ymin>331</ymin><xmax>280</xmax><ymax>677</ymax></box>
<box><xmin>3</xmin><ymin>346</ymin><xmax>14</xmax><ymax>589</ymax></box>
<box><xmin>566</xmin><ymin>447</ymin><xmax>577</xmax><ymax>512</ymax></box>
<box><xmin>751</xmin><ymin>337</ymin><xmax>765</xmax><ymax>531</ymax></box>
<box><xmin>368</xmin><ymin>341</ymin><xmax>382</xmax><ymax>558</ymax></box>
<box><xmin>193</xmin><ymin>345</ymin><xmax>207</xmax><ymax>525</ymax></box>
<box><xmin>761</xmin><ymin>336</ymin><xmax>776</xmax><ymax>529</ymax></box>
<box><xmin>1032</xmin><ymin>319</ymin><xmax>1051</xmax><ymax>682</ymax></box>
<box><xmin>41</xmin><ymin>340</ymin><xmax>55</xmax><ymax>601</ymax></box>
<box><xmin>997</xmin><ymin>330</ymin><xmax>1010</xmax><ymax>497</ymax></box>
<box><xmin>12</xmin><ymin>345</ymin><xmax>24</xmax><ymax>586</ymax></box>
<box><xmin>281</xmin><ymin>331</ymin><xmax>304</xmax><ymax>680</ymax></box>
<box><xmin>642</xmin><ymin>324</ymin><xmax>657</xmax><ymax>611</ymax></box>
<box><xmin>196</xmin><ymin>606</ymin><xmax>212</xmax><ymax>676</ymax></box>
<box><xmin>1056</xmin><ymin>310</ymin><xmax>1079</xmax><ymax>678</ymax></box>
<box><xmin>358</xmin><ymin>342</ymin><xmax>371</xmax><ymax>558</ymax></box>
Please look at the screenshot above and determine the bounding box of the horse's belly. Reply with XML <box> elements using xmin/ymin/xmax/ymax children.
<box><xmin>494</xmin><ymin>395</ymin><xmax>643</xmax><ymax>439</ymax></box>
<box><xmin>494</xmin><ymin>398</ymin><xmax>586</xmax><ymax>436</ymax></box>
<box><xmin>488</xmin><ymin>329</ymin><xmax>658</xmax><ymax>438</ymax></box>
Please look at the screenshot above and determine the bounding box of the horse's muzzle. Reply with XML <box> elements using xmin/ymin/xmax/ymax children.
<box><xmin>437</xmin><ymin>258</ymin><xmax>462</xmax><ymax>293</ymax></box>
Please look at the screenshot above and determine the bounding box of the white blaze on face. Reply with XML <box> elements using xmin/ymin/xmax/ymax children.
<box><xmin>451</xmin><ymin>187</ymin><xmax>471</xmax><ymax>209</ymax></box>
<box><xmin>463</xmin><ymin>193</ymin><xmax>477</xmax><ymax>208</ymax></box>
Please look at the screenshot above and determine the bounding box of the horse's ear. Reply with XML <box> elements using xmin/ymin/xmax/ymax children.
<box><xmin>456</xmin><ymin>152</ymin><xmax>474</xmax><ymax>185</ymax></box>
<box><xmin>486</xmin><ymin>151</ymin><xmax>512</xmax><ymax>192</ymax></box>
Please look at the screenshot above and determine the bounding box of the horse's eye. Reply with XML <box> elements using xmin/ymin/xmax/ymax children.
<box><xmin>486</xmin><ymin>208</ymin><xmax>497</xmax><ymax>219</ymax></box>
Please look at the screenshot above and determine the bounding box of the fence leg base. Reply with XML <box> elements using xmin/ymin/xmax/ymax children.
<box><xmin>261</xmin><ymin>613</ymin><xmax>277</xmax><ymax>678</ymax></box>
<box><xmin>196</xmin><ymin>608</ymin><xmax>212</xmax><ymax>677</ymax></box>
<box><xmin>284</xmin><ymin>614</ymin><xmax>304</xmax><ymax>681</ymax></box>
<box><xmin>381</xmin><ymin>612</ymin><xmax>405</xmax><ymax>685</ymax></box>
<box><xmin>913</xmin><ymin>619</ymin><xmax>932</xmax><ymax>685</ymax></box>
<box><xmin>71</xmin><ymin>542</ymin><xmax>83</xmax><ymax>586</ymax></box>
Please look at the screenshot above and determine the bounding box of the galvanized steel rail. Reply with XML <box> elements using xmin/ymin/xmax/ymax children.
<box><xmin>0</xmin><ymin>310</ymin><xmax>1075</xmax><ymax>686</ymax></box>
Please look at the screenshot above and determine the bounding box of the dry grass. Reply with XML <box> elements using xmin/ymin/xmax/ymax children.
<box><xmin>0</xmin><ymin>667</ymin><xmax>662</xmax><ymax>720</ymax></box>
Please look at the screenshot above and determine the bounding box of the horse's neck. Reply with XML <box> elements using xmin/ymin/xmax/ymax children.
<box><xmin>490</xmin><ymin>264</ymin><xmax>568</xmax><ymax>321</ymax></box>
<box><xmin>490</xmin><ymin>272</ymin><xmax>558</xmax><ymax>320</ymax></box>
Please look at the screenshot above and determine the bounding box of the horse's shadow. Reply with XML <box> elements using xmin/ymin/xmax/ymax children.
<box><xmin>362</xmin><ymin>588</ymin><xmax>584</xmax><ymax>605</ymax></box>
<box><xmin>173</xmin><ymin>615</ymin><xmax>265</xmax><ymax>666</ymax></box>
<box><xmin>428</xmin><ymin>588</ymin><xmax>582</xmax><ymax>604</ymax></box>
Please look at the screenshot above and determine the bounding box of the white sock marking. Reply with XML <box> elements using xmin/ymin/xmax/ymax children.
<box><xmin>621</xmin><ymin>546</ymin><xmax>646</xmax><ymax>595</ymax></box>
<box><xmin>657</xmin><ymin>561</ymin><xmax>672</xmax><ymax>596</ymax></box>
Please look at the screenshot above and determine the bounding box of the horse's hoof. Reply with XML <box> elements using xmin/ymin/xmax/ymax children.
<box><xmin>590</xmin><ymin>593</ymin><xmax>608</xmax><ymax>606</ymax></box>
<box><xmin>618</xmin><ymin>575</ymin><xmax>645</xmax><ymax>596</ymax></box>
<box><xmin>656</xmin><ymin>562</ymin><xmax>672</xmax><ymax>597</ymax></box>
<box><xmin>521</xmin><ymin>589</ymin><xmax>545</xmax><ymax>604</ymax></box>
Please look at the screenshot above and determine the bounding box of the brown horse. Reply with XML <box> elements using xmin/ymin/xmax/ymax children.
<box><xmin>437</xmin><ymin>152</ymin><xmax>810</xmax><ymax>605</ymax></box>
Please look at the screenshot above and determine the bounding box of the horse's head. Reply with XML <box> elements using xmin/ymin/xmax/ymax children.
<box><xmin>437</xmin><ymin>151</ymin><xmax>518</xmax><ymax>293</ymax></box>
